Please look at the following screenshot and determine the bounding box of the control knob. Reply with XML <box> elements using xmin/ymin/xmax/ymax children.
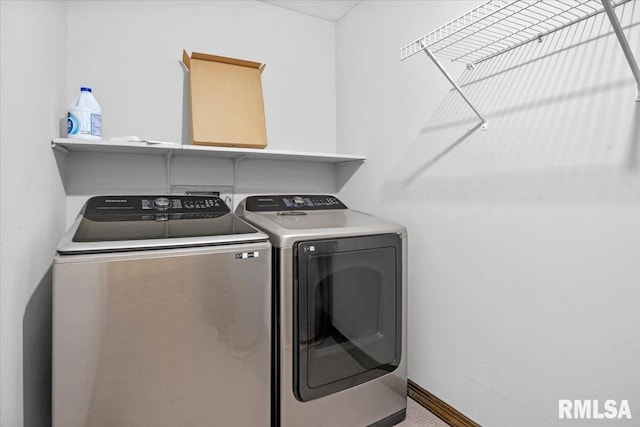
<box><xmin>153</xmin><ymin>197</ymin><xmax>171</xmax><ymax>211</ymax></box>
<box><xmin>293</xmin><ymin>196</ymin><xmax>305</xmax><ymax>207</ymax></box>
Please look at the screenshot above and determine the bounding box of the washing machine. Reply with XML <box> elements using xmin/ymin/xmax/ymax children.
<box><xmin>53</xmin><ymin>195</ymin><xmax>271</xmax><ymax>427</ymax></box>
<box><xmin>236</xmin><ymin>195</ymin><xmax>407</xmax><ymax>427</ymax></box>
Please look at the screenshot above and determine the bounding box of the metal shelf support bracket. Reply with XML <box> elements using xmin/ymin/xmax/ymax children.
<box><xmin>165</xmin><ymin>150</ymin><xmax>173</xmax><ymax>193</ymax></box>
<box><xmin>233</xmin><ymin>155</ymin><xmax>246</xmax><ymax>190</ymax></box>
<box><xmin>422</xmin><ymin>42</ymin><xmax>488</xmax><ymax>130</ymax></box>
<box><xmin>601</xmin><ymin>0</ymin><xmax>640</xmax><ymax>101</ymax></box>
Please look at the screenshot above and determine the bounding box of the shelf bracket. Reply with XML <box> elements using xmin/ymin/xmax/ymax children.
<box><xmin>51</xmin><ymin>141</ymin><xmax>69</xmax><ymax>154</ymax></box>
<box><xmin>421</xmin><ymin>42</ymin><xmax>488</xmax><ymax>130</ymax></box>
<box><xmin>165</xmin><ymin>150</ymin><xmax>173</xmax><ymax>193</ymax></box>
<box><xmin>601</xmin><ymin>0</ymin><xmax>640</xmax><ymax>102</ymax></box>
<box><xmin>233</xmin><ymin>155</ymin><xmax>246</xmax><ymax>190</ymax></box>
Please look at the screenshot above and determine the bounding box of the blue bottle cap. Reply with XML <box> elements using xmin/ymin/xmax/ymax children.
<box><xmin>80</xmin><ymin>87</ymin><xmax>92</xmax><ymax>92</ymax></box>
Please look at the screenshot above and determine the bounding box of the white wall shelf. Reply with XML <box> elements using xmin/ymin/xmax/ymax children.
<box><xmin>401</xmin><ymin>0</ymin><xmax>640</xmax><ymax>129</ymax></box>
<box><xmin>401</xmin><ymin>0</ymin><xmax>631</xmax><ymax>66</ymax></box>
<box><xmin>51</xmin><ymin>138</ymin><xmax>366</xmax><ymax>164</ymax></box>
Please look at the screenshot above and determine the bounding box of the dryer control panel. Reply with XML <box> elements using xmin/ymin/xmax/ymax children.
<box><xmin>245</xmin><ymin>195</ymin><xmax>347</xmax><ymax>212</ymax></box>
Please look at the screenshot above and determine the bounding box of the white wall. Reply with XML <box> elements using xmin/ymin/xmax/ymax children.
<box><xmin>0</xmin><ymin>2</ymin><xmax>68</xmax><ymax>426</ymax></box>
<box><xmin>337</xmin><ymin>1</ymin><xmax>640</xmax><ymax>426</ymax></box>
<box><xmin>66</xmin><ymin>0</ymin><xmax>336</xmax><ymax>151</ymax></box>
<box><xmin>63</xmin><ymin>0</ymin><xmax>340</xmax><ymax>223</ymax></box>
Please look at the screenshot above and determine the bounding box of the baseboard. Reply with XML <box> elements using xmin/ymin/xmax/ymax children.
<box><xmin>407</xmin><ymin>379</ymin><xmax>482</xmax><ymax>427</ymax></box>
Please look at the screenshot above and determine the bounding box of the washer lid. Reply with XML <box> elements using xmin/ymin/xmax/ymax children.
<box><xmin>58</xmin><ymin>196</ymin><xmax>268</xmax><ymax>254</ymax></box>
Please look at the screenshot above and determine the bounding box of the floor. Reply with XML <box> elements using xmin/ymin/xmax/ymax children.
<box><xmin>397</xmin><ymin>398</ymin><xmax>449</xmax><ymax>427</ymax></box>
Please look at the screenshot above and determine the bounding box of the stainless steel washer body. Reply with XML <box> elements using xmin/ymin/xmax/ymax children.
<box><xmin>237</xmin><ymin>195</ymin><xmax>407</xmax><ymax>427</ymax></box>
<box><xmin>53</xmin><ymin>196</ymin><xmax>271</xmax><ymax>427</ymax></box>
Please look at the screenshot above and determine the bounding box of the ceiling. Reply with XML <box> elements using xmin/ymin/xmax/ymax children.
<box><xmin>259</xmin><ymin>0</ymin><xmax>361</xmax><ymax>22</ymax></box>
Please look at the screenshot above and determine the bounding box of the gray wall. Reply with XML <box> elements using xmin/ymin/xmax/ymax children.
<box><xmin>0</xmin><ymin>1</ymin><xmax>67</xmax><ymax>426</ymax></box>
<box><xmin>336</xmin><ymin>1</ymin><xmax>640</xmax><ymax>426</ymax></box>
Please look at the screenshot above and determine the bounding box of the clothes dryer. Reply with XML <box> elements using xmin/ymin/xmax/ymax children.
<box><xmin>237</xmin><ymin>195</ymin><xmax>407</xmax><ymax>427</ymax></box>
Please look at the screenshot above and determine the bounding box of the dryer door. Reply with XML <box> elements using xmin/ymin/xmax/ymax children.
<box><xmin>294</xmin><ymin>234</ymin><xmax>402</xmax><ymax>402</ymax></box>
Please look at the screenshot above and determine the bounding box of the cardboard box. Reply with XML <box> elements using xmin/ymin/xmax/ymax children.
<box><xmin>182</xmin><ymin>50</ymin><xmax>267</xmax><ymax>149</ymax></box>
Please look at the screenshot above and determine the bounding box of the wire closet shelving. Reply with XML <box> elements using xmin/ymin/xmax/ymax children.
<box><xmin>401</xmin><ymin>0</ymin><xmax>640</xmax><ymax>130</ymax></box>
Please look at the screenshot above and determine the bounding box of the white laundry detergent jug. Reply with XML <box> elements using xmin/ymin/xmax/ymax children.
<box><xmin>67</xmin><ymin>87</ymin><xmax>102</xmax><ymax>140</ymax></box>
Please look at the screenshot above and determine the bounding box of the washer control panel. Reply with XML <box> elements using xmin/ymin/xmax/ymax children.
<box><xmin>84</xmin><ymin>196</ymin><xmax>229</xmax><ymax>220</ymax></box>
<box><xmin>245</xmin><ymin>195</ymin><xmax>347</xmax><ymax>212</ymax></box>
